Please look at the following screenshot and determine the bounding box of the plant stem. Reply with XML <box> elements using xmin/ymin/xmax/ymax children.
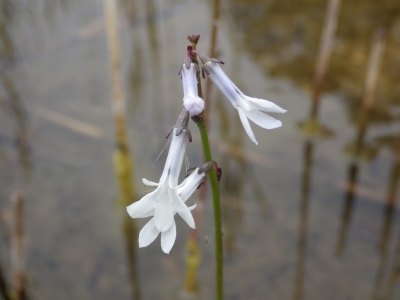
<box><xmin>192</xmin><ymin>112</ymin><xmax>223</xmax><ymax>300</ymax></box>
<box><xmin>188</xmin><ymin>37</ymin><xmax>223</xmax><ymax>298</ymax></box>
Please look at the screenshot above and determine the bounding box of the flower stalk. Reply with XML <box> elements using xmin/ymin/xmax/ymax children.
<box><xmin>189</xmin><ymin>36</ymin><xmax>223</xmax><ymax>300</ymax></box>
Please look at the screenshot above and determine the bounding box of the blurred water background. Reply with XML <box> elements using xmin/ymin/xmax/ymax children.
<box><xmin>0</xmin><ymin>0</ymin><xmax>399</xmax><ymax>299</ymax></box>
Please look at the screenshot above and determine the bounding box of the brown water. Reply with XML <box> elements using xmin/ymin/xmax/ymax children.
<box><xmin>0</xmin><ymin>0</ymin><xmax>399</xmax><ymax>299</ymax></box>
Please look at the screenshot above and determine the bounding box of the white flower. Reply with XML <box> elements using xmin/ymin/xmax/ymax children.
<box><xmin>127</xmin><ymin>127</ymin><xmax>193</xmax><ymax>233</ymax></box>
<box><xmin>181</xmin><ymin>63</ymin><xmax>205</xmax><ymax>115</ymax></box>
<box><xmin>138</xmin><ymin>166</ymin><xmax>208</xmax><ymax>253</ymax></box>
<box><xmin>205</xmin><ymin>61</ymin><xmax>286</xmax><ymax>145</ymax></box>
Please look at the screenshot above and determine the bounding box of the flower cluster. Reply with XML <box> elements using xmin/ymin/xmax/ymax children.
<box><xmin>127</xmin><ymin>38</ymin><xmax>286</xmax><ymax>253</ymax></box>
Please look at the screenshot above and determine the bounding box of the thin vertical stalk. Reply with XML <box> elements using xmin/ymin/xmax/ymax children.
<box><xmin>104</xmin><ymin>0</ymin><xmax>135</xmax><ymax>207</ymax></box>
<box><xmin>193</xmin><ymin>111</ymin><xmax>223</xmax><ymax>300</ymax></box>
<box><xmin>335</xmin><ymin>29</ymin><xmax>385</xmax><ymax>258</ymax></box>
<box><xmin>104</xmin><ymin>0</ymin><xmax>128</xmax><ymax>149</ymax></box>
<box><xmin>189</xmin><ymin>38</ymin><xmax>223</xmax><ymax>300</ymax></box>
<box><xmin>203</xmin><ymin>0</ymin><xmax>220</xmax><ymax>121</ymax></box>
<box><xmin>311</xmin><ymin>0</ymin><xmax>341</xmax><ymax>119</ymax></box>
<box><xmin>11</xmin><ymin>191</ymin><xmax>27</xmax><ymax>300</ymax></box>
<box><xmin>355</xmin><ymin>29</ymin><xmax>385</xmax><ymax>153</ymax></box>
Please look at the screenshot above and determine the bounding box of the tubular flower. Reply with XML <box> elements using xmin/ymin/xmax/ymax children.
<box><xmin>138</xmin><ymin>162</ymin><xmax>212</xmax><ymax>253</ymax></box>
<box><xmin>204</xmin><ymin>60</ymin><xmax>286</xmax><ymax>145</ymax></box>
<box><xmin>126</xmin><ymin>125</ymin><xmax>192</xmax><ymax>228</ymax></box>
<box><xmin>181</xmin><ymin>63</ymin><xmax>205</xmax><ymax>116</ymax></box>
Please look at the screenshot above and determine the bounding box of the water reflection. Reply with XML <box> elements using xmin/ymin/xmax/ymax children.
<box><xmin>370</xmin><ymin>131</ymin><xmax>400</xmax><ymax>300</ymax></box>
<box><xmin>336</xmin><ymin>30</ymin><xmax>385</xmax><ymax>256</ymax></box>
<box><xmin>215</xmin><ymin>53</ymin><xmax>270</xmax><ymax>257</ymax></box>
<box><xmin>1</xmin><ymin>76</ymin><xmax>31</xmax><ymax>175</ymax></box>
<box><xmin>122</xmin><ymin>214</ymin><xmax>141</xmax><ymax>300</ymax></box>
<box><xmin>1</xmin><ymin>0</ymin><xmax>400</xmax><ymax>298</ymax></box>
<box><xmin>104</xmin><ymin>1</ymin><xmax>141</xmax><ymax>299</ymax></box>
<box><xmin>383</xmin><ymin>231</ymin><xmax>400</xmax><ymax>299</ymax></box>
<box><xmin>294</xmin><ymin>1</ymin><xmax>341</xmax><ymax>298</ymax></box>
<box><xmin>0</xmin><ymin>0</ymin><xmax>31</xmax><ymax>175</ymax></box>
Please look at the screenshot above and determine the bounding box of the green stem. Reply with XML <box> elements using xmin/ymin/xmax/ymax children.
<box><xmin>192</xmin><ymin>112</ymin><xmax>223</xmax><ymax>300</ymax></box>
<box><xmin>189</xmin><ymin>36</ymin><xmax>223</xmax><ymax>300</ymax></box>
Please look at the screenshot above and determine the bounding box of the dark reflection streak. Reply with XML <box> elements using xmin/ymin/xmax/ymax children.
<box><xmin>0</xmin><ymin>0</ymin><xmax>31</xmax><ymax>175</ymax></box>
<box><xmin>142</xmin><ymin>0</ymin><xmax>164</xmax><ymax>126</ymax></box>
<box><xmin>220</xmin><ymin>153</ymin><xmax>245</xmax><ymax>257</ymax></box>
<box><xmin>0</xmin><ymin>255</ymin><xmax>11</xmax><ymax>300</ymax></box>
<box><xmin>122</xmin><ymin>215</ymin><xmax>141</xmax><ymax>300</ymax></box>
<box><xmin>378</xmin><ymin>144</ymin><xmax>400</xmax><ymax>254</ymax></box>
<box><xmin>2</xmin><ymin>76</ymin><xmax>31</xmax><ymax>175</ymax></box>
<box><xmin>246</xmin><ymin>163</ymin><xmax>270</xmax><ymax>219</ymax></box>
<box><xmin>371</xmin><ymin>240</ymin><xmax>390</xmax><ymax>300</ymax></box>
<box><xmin>293</xmin><ymin>139</ymin><xmax>313</xmax><ymax>300</ymax></box>
<box><xmin>294</xmin><ymin>0</ymin><xmax>341</xmax><ymax>297</ymax></box>
<box><xmin>144</xmin><ymin>0</ymin><xmax>159</xmax><ymax>67</ymax></box>
<box><xmin>371</xmin><ymin>141</ymin><xmax>400</xmax><ymax>300</ymax></box>
<box><xmin>335</xmin><ymin>162</ymin><xmax>359</xmax><ymax>256</ymax></box>
<box><xmin>336</xmin><ymin>30</ymin><xmax>385</xmax><ymax>257</ymax></box>
<box><xmin>122</xmin><ymin>1</ymin><xmax>145</xmax><ymax>116</ymax></box>
<box><xmin>383</xmin><ymin>231</ymin><xmax>400</xmax><ymax>300</ymax></box>
<box><xmin>11</xmin><ymin>191</ymin><xmax>27</xmax><ymax>300</ymax></box>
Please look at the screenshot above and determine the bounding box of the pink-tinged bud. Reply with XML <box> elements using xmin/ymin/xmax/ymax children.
<box><xmin>183</xmin><ymin>96</ymin><xmax>204</xmax><ymax>116</ymax></box>
<box><xmin>181</xmin><ymin>63</ymin><xmax>205</xmax><ymax>115</ymax></box>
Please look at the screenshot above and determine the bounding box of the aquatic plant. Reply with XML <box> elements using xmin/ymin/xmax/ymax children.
<box><xmin>126</xmin><ymin>34</ymin><xmax>286</xmax><ymax>299</ymax></box>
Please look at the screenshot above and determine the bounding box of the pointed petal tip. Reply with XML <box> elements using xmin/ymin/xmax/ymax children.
<box><xmin>161</xmin><ymin>222</ymin><xmax>176</xmax><ymax>254</ymax></box>
<box><xmin>142</xmin><ymin>178</ymin><xmax>159</xmax><ymax>186</ymax></box>
<box><xmin>275</xmin><ymin>108</ymin><xmax>287</xmax><ymax>114</ymax></box>
<box><xmin>267</xmin><ymin>120</ymin><xmax>282</xmax><ymax>129</ymax></box>
<box><xmin>138</xmin><ymin>219</ymin><xmax>159</xmax><ymax>247</ymax></box>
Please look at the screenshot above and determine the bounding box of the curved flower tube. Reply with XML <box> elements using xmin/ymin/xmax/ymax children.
<box><xmin>181</xmin><ymin>63</ymin><xmax>205</xmax><ymax>116</ymax></box>
<box><xmin>205</xmin><ymin>61</ymin><xmax>286</xmax><ymax>145</ymax></box>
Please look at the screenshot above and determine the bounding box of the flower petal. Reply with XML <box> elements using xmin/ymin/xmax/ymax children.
<box><xmin>159</xmin><ymin>128</ymin><xmax>187</xmax><ymax>186</ymax></box>
<box><xmin>173</xmin><ymin>195</ymin><xmax>195</xmax><ymax>229</ymax></box>
<box><xmin>177</xmin><ymin>169</ymin><xmax>205</xmax><ymax>202</ymax></box>
<box><xmin>181</xmin><ymin>63</ymin><xmax>198</xmax><ymax>98</ymax></box>
<box><xmin>142</xmin><ymin>178</ymin><xmax>158</xmax><ymax>186</ymax></box>
<box><xmin>206</xmin><ymin>62</ymin><xmax>243</xmax><ymax>107</ymax></box>
<box><xmin>168</xmin><ymin>136</ymin><xmax>187</xmax><ymax>186</ymax></box>
<box><xmin>127</xmin><ymin>191</ymin><xmax>157</xmax><ymax>218</ymax></box>
<box><xmin>154</xmin><ymin>187</ymin><xmax>175</xmax><ymax>232</ymax></box>
<box><xmin>244</xmin><ymin>109</ymin><xmax>282</xmax><ymax>130</ymax></box>
<box><xmin>188</xmin><ymin>204</ymin><xmax>197</xmax><ymax>211</ymax></box>
<box><xmin>176</xmin><ymin>178</ymin><xmax>188</xmax><ymax>191</ymax></box>
<box><xmin>138</xmin><ymin>218</ymin><xmax>159</xmax><ymax>248</ymax></box>
<box><xmin>237</xmin><ymin>108</ymin><xmax>258</xmax><ymax>145</ymax></box>
<box><xmin>161</xmin><ymin>221</ymin><xmax>176</xmax><ymax>254</ymax></box>
<box><xmin>246</xmin><ymin>97</ymin><xmax>287</xmax><ymax>113</ymax></box>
